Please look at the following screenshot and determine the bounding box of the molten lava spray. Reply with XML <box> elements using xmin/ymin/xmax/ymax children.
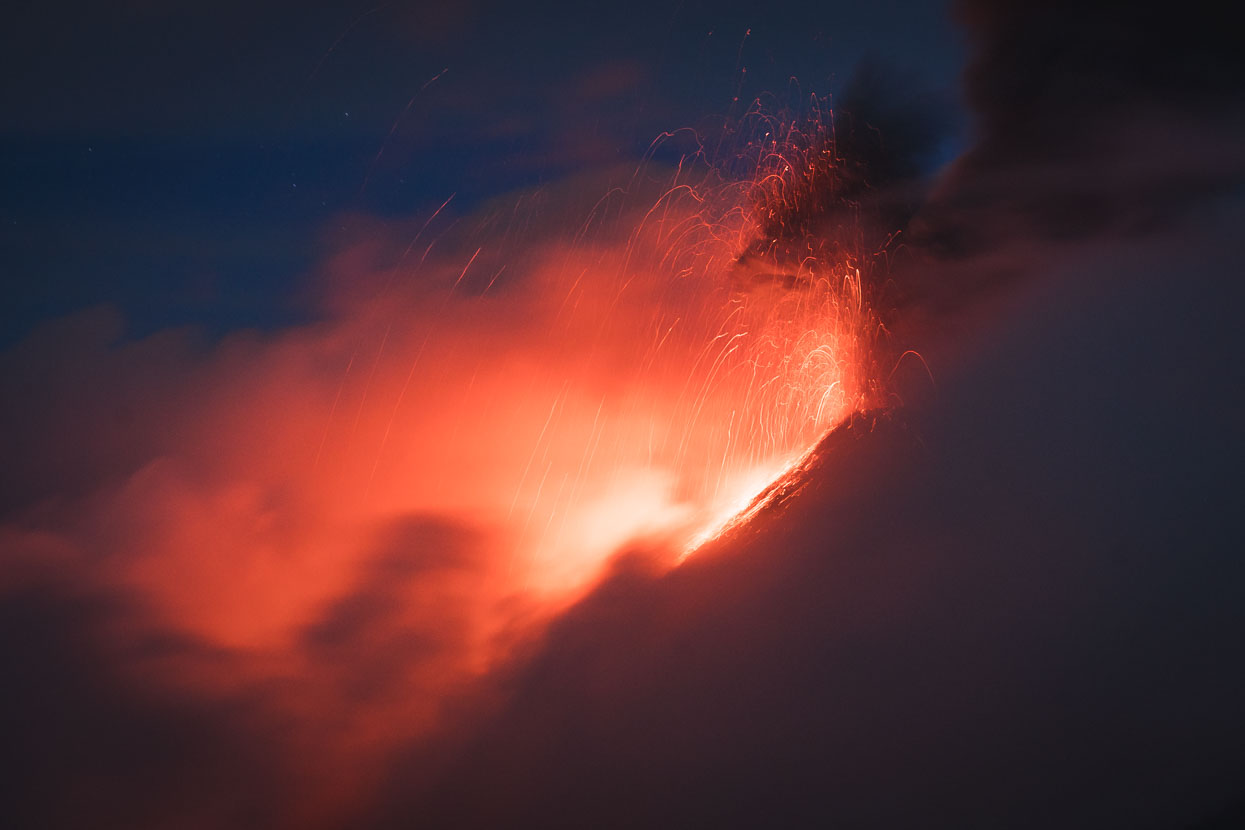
<box><xmin>0</xmin><ymin>98</ymin><xmax>892</xmax><ymax>824</ymax></box>
<box><xmin>317</xmin><ymin>100</ymin><xmax>885</xmax><ymax>600</ymax></box>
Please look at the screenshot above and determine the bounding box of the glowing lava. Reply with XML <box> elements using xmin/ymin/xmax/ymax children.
<box><xmin>313</xmin><ymin>101</ymin><xmax>884</xmax><ymax>605</ymax></box>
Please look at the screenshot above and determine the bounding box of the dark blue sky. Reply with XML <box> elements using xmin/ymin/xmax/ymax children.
<box><xmin>1</xmin><ymin>0</ymin><xmax>964</xmax><ymax>344</ymax></box>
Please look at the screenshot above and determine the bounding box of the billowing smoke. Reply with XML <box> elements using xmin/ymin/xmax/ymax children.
<box><xmin>3</xmin><ymin>1</ymin><xmax>1244</xmax><ymax>828</ymax></box>
<box><xmin>0</xmin><ymin>125</ymin><xmax>883</xmax><ymax>825</ymax></box>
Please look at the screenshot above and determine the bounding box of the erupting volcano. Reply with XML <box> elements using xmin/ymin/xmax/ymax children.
<box><xmin>307</xmin><ymin>99</ymin><xmax>894</xmax><ymax>606</ymax></box>
<box><xmin>6</xmin><ymin>2</ymin><xmax>1243</xmax><ymax>828</ymax></box>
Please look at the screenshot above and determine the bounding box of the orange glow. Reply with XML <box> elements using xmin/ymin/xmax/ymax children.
<box><xmin>312</xmin><ymin>103</ymin><xmax>883</xmax><ymax>601</ymax></box>
<box><xmin>15</xmin><ymin>107</ymin><xmax>878</xmax><ymax>661</ymax></box>
<box><xmin>0</xmin><ymin>107</ymin><xmax>884</xmax><ymax>823</ymax></box>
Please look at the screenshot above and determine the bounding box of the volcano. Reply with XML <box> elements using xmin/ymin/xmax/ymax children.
<box><xmin>4</xmin><ymin>1</ymin><xmax>1244</xmax><ymax>828</ymax></box>
<box><xmin>370</xmin><ymin>205</ymin><xmax>1245</xmax><ymax>828</ymax></box>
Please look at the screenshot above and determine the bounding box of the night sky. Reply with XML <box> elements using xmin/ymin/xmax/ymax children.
<box><xmin>2</xmin><ymin>0</ymin><xmax>962</xmax><ymax>341</ymax></box>
<box><xmin>3</xmin><ymin>2</ymin><xmax>1244</xmax><ymax>828</ymax></box>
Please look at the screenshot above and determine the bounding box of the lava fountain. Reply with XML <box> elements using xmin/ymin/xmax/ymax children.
<box><xmin>317</xmin><ymin>99</ymin><xmax>886</xmax><ymax>603</ymax></box>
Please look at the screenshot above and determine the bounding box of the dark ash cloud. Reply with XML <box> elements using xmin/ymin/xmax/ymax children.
<box><xmin>906</xmin><ymin>0</ymin><xmax>1245</xmax><ymax>267</ymax></box>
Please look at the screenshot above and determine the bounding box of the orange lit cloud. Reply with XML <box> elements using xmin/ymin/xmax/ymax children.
<box><xmin>0</xmin><ymin>150</ymin><xmax>881</xmax><ymax>823</ymax></box>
